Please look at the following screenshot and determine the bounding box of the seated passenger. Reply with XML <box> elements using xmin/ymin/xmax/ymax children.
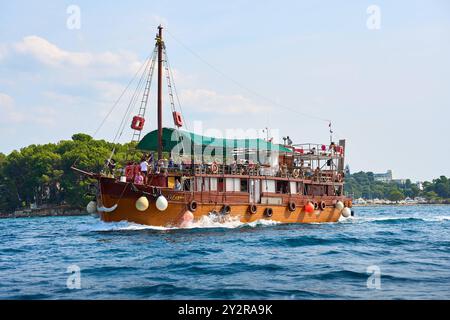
<box><xmin>174</xmin><ymin>178</ymin><xmax>182</xmax><ymax>191</ymax></box>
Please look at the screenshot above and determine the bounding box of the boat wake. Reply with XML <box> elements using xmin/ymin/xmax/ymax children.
<box><xmin>86</xmin><ymin>212</ymin><xmax>280</xmax><ymax>232</ymax></box>
<box><xmin>83</xmin><ymin>212</ymin><xmax>450</xmax><ymax>232</ymax></box>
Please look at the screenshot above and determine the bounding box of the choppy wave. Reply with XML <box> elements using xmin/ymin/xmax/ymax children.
<box><xmin>2</xmin><ymin>205</ymin><xmax>450</xmax><ymax>299</ymax></box>
<box><xmin>339</xmin><ymin>215</ymin><xmax>450</xmax><ymax>224</ymax></box>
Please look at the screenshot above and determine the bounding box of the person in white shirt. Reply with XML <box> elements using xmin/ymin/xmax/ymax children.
<box><xmin>140</xmin><ymin>158</ymin><xmax>149</xmax><ymax>184</ymax></box>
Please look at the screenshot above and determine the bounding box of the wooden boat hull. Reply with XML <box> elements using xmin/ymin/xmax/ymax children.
<box><xmin>97</xmin><ymin>177</ymin><xmax>349</xmax><ymax>227</ymax></box>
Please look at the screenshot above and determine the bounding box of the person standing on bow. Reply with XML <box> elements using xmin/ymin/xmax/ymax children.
<box><xmin>140</xmin><ymin>156</ymin><xmax>149</xmax><ymax>184</ymax></box>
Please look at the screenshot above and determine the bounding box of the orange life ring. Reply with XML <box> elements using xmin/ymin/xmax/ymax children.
<box><xmin>337</xmin><ymin>173</ymin><xmax>343</xmax><ymax>182</ymax></box>
<box><xmin>210</xmin><ymin>162</ymin><xmax>219</xmax><ymax>174</ymax></box>
<box><xmin>131</xmin><ymin>116</ymin><xmax>145</xmax><ymax>131</ymax></box>
<box><xmin>172</xmin><ymin>111</ymin><xmax>183</xmax><ymax>127</ymax></box>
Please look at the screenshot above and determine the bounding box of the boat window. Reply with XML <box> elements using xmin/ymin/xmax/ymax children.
<box><xmin>276</xmin><ymin>180</ymin><xmax>289</xmax><ymax>194</ymax></box>
<box><xmin>261</xmin><ymin>179</ymin><xmax>275</xmax><ymax>193</ymax></box>
<box><xmin>290</xmin><ymin>181</ymin><xmax>297</xmax><ymax>194</ymax></box>
<box><xmin>210</xmin><ymin>178</ymin><xmax>217</xmax><ymax>191</ymax></box>
<box><xmin>327</xmin><ymin>185</ymin><xmax>335</xmax><ymax>196</ymax></box>
<box><xmin>240</xmin><ymin>179</ymin><xmax>248</xmax><ymax>192</ymax></box>
<box><xmin>217</xmin><ymin>178</ymin><xmax>224</xmax><ymax>192</ymax></box>
<box><xmin>196</xmin><ymin>177</ymin><xmax>203</xmax><ymax>191</ymax></box>
<box><xmin>204</xmin><ymin>177</ymin><xmax>210</xmax><ymax>191</ymax></box>
<box><xmin>183</xmin><ymin>178</ymin><xmax>192</xmax><ymax>191</ymax></box>
<box><xmin>225</xmin><ymin>178</ymin><xmax>235</xmax><ymax>192</ymax></box>
<box><xmin>334</xmin><ymin>185</ymin><xmax>342</xmax><ymax>196</ymax></box>
<box><xmin>297</xmin><ymin>182</ymin><xmax>304</xmax><ymax>194</ymax></box>
<box><xmin>233</xmin><ymin>178</ymin><xmax>240</xmax><ymax>192</ymax></box>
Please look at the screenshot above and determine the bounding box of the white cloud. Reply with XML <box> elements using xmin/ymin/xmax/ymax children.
<box><xmin>13</xmin><ymin>36</ymin><xmax>141</xmax><ymax>75</ymax></box>
<box><xmin>0</xmin><ymin>93</ymin><xmax>59</xmax><ymax>126</ymax></box>
<box><xmin>33</xmin><ymin>106</ymin><xmax>57</xmax><ymax>126</ymax></box>
<box><xmin>180</xmin><ymin>89</ymin><xmax>272</xmax><ymax>115</ymax></box>
<box><xmin>42</xmin><ymin>91</ymin><xmax>81</xmax><ymax>105</ymax></box>
<box><xmin>0</xmin><ymin>93</ymin><xmax>25</xmax><ymax>123</ymax></box>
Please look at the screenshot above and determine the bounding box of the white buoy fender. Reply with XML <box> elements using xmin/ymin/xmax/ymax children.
<box><xmin>156</xmin><ymin>195</ymin><xmax>168</xmax><ymax>211</ymax></box>
<box><xmin>335</xmin><ymin>201</ymin><xmax>344</xmax><ymax>211</ymax></box>
<box><xmin>136</xmin><ymin>196</ymin><xmax>149</xmax><ymax>212</ymax></box>
<box><xmin>86</xmin><ymin>201</ymin><xmax>97</xmax><ymax>214</ymax></box>
<box><xmin>342</xmin><ymin>207</ymin><xmax>351</xmax><ymax>218</ymax></box>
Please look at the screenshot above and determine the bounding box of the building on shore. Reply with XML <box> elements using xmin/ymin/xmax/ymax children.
<box><xmin>374</xmin><ymin>170</ymin><xmax>407</xmax><ymax>185</ymax></box>
<box><xmin>374</xmin><ymin>170</ymin><xmax>393</xmax><ymax>183</ymax></box>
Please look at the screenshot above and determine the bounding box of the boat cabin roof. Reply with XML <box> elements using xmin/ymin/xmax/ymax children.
<box><xmin>137</xmin><ymin>127</ymin><xmax>294</xmax><ymax>154</ymax></box>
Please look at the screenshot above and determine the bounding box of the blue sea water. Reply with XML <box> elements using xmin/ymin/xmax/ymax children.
<box><xmin>0</xmin><ymin>205</ymin><xmax>449</xmax><ymax>300</ymax></box>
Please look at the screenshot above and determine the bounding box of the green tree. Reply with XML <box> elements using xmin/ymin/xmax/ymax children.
<box><xmin>388</xmin><ymin>189</ymin><xmax>404</xmax><ymax>202</ymax></box>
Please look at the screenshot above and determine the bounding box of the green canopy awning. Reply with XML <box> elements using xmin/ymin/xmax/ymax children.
<box><xmin>136</xmin><ymin>127</ymin><xmax>292</xmax><ymax>154</ymax></box>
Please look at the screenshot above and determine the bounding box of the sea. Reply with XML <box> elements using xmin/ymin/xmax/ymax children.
<box><xmin>0</xmin><ymin>205</ymin><xmax>449</xmax><ymax>300</ymax></box>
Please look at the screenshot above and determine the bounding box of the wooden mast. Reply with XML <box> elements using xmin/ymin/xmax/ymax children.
<box><xmin>157</xmin><ymin>25</ymin><xmax>163</xmax><ymax>160</ymax></box>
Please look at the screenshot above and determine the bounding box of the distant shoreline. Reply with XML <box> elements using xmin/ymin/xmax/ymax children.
<box><xmin>353</xmin><ymin>203</ymin><xmax>449</xmax><ymax>207</ymax></box>
<box><xmin>0</xmin><ymin>205</ymin><xmax>88</xmax><ymax>219</ymax></box>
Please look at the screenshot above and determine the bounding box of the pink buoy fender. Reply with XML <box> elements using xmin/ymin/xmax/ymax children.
<box><xmin>180</xmin><ymin>211</ymin><xmax>194</xmax><ymax>228</ymax></box>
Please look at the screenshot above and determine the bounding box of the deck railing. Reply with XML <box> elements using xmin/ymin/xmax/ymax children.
<box><xmin>291</xmin><ymin>143</ymin><xmax>344</xmax><ymax>158</ymax></box>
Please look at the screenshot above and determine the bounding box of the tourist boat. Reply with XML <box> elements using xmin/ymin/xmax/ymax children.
<box><xmin>73</xmin><ymin>26</ymin><xmax>353</xmax><ymax>227</ymax></box>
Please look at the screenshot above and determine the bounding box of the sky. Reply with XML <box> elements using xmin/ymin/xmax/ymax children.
<box><xmin>0</xmin><ymin>0</ymin><xmax>449</xmax><ymax>182</ymax></box>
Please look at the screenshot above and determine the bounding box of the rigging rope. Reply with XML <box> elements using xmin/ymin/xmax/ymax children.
<box><xmin>162</xmin><ymin>47</ymin><xmax>184</xmax><ymax>161</ymax></box>
<box><xmin>72</xmin><ymin>52</ymin><xmax>154</xmax><ymax>168</ymax></box>
<box><xmin>164</xmin><ymin>49</ymin><xmax>189</xmax><ymax>131</ymax></box>
<box><xmin>165</xmin><ymin>28</ymin><xmax>331</xmax><ymax>124</ymax></box>
<box><xmin>113</xmin><ymin>51</ymin><xmax>153</xmax><ymax>144</ymax></box>
<box><xmin>106</xmin><ymin>47</ymin><xmax>157</xmax><ymax>166</ymax></box>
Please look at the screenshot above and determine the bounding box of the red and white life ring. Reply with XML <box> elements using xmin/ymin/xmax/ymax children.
<box><xmin>131</xmin><ymin>116</ymin><xmax>145</xmax><ymax>131</ymax></box>
<box><xmin>210</xmin><ymin>162</ymin><xmax>219</xmax><ymax>174</ymax></box>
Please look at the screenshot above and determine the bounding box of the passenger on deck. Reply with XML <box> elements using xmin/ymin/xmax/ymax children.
<box><xmin>314</xmin><ymin>167</ymin><xmax>321</xmax><ymax>181</ymax></box>
<box><xmin>174</xmin><ymin>178</ymin><xmax>182</xmax><ymax>191</ymax></box>
<box><xmin>134</xmin><ymin>172</ymin><xmax>144</xmax><ymax>185</ymax></box>
<box><xmin>105</xmin><ymin>158</ymin><xmax>116</xmax><ymax>175</ymax></box>
<box><xmin>140</xmin><ymin>157</ymin><xmax>149</xmax><ymax>183</ymax></box>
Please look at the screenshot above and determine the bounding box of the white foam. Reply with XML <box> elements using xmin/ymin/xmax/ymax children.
<box><xmin>87</xmin><ymin>220</ymin><xmax>177</xmax><ymax>231</ymax></box>
<box><xmin>183</xmin><ymin>212</ymin><xmax>280</xmax><ymax>229</ymax></box>
<box><xmin>85</xmin><ymin>212</ymin><xmax>281</xmax><ymax>232</ymax></box>
<box><xmin>83</xmin><ymin>213</ymin><xmax>450</xmax><ymax>232</ymax></box>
